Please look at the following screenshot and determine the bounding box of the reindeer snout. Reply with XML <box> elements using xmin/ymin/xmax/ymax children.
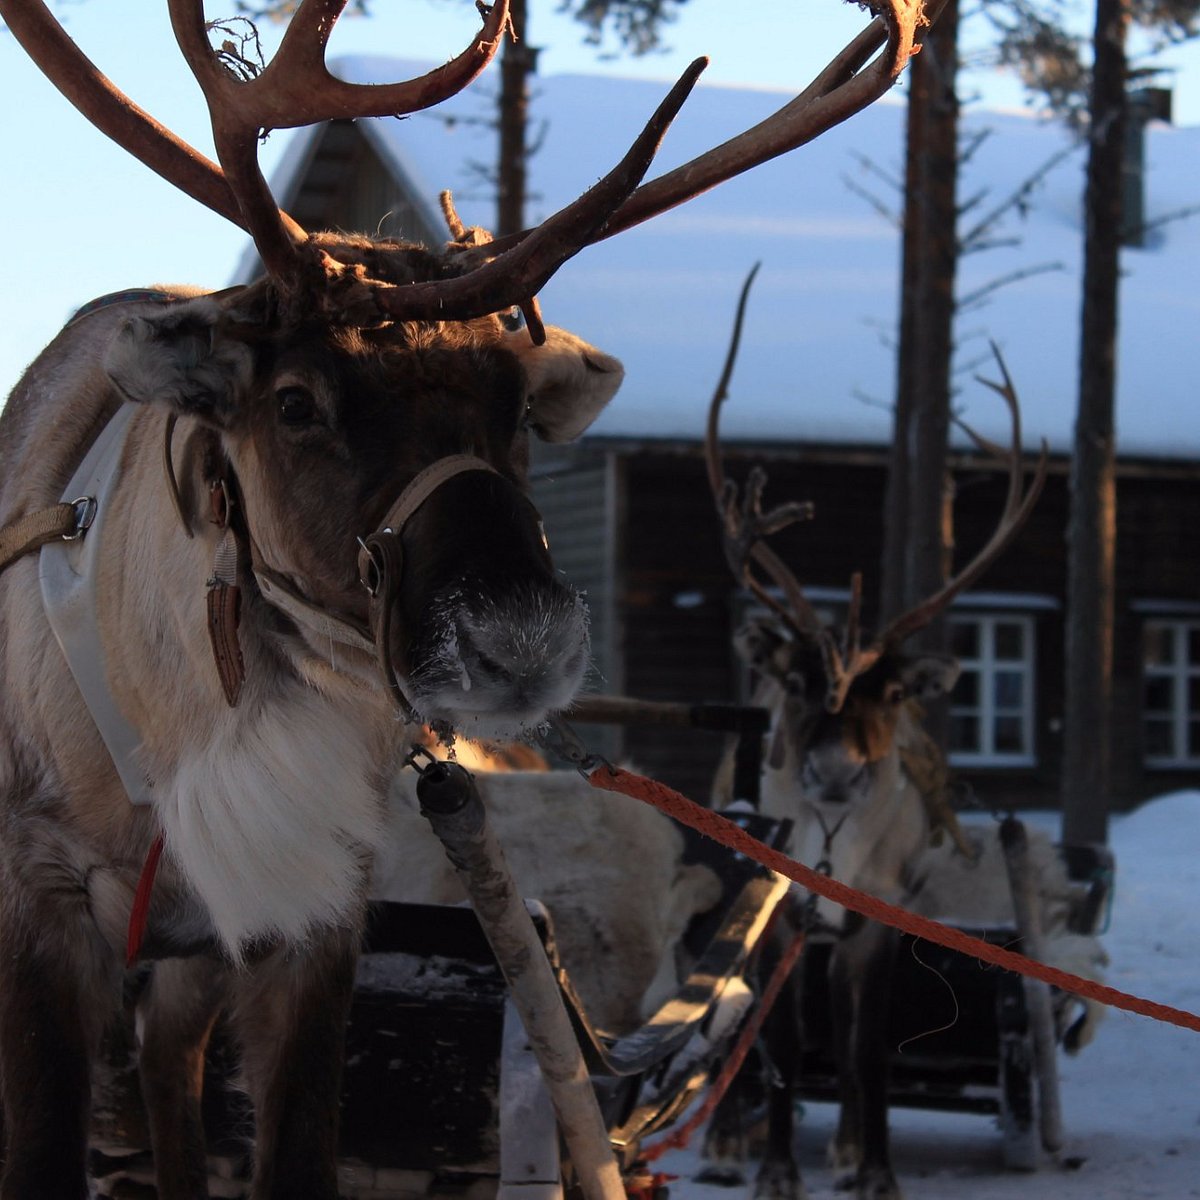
<box><xmin>801</xmin><ymin>751</ymin><xmax>868</xmax><ymax>805</ymax></box>
<box><xmin>408</xmin><ymin>579</ymin><xmax>590</xmax><ymax>737</ymax></box>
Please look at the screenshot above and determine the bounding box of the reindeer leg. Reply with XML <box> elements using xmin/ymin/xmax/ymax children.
<box><xmin>828</xmin><ymin>927</ymin><xmax>863</xmax><ymax>1180</ymax></box>
<box><xmin>0</xmin><ymin>897</ymin><xmax>107</xmax><ymax>1200</ymax></box>
<box><xmin>698</xmin><ymin>1070</ymin><xmax>753</xmax><ymax>1186</ymax></box>
<box><xmin>137</xmin><ymin>957</ymin><xmax>229</xmax><ymax>1200</ymax></box>
<box><xmin>753</xmin><ymin>929</ymin><xmax>808</xmax><ymax>1200</ymax></box>
<box><xmin>832</xmin><ymin>919</ymin><xmax>903</xmax><ymax>1200</ymax></box>
<box><xmin>231</xmin><ymin>924</ymin><xmax>359</xmax><ymax>1200</ymax></box>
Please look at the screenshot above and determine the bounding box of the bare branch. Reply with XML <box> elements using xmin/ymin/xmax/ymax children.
<box><xmin>957</xmin><ymin>260</ymin><xmax>1066</xmax><ymax>311</ymax></box>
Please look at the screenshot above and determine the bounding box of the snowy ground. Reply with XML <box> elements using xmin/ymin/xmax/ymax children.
<box><xmin>651</xmin><ymin>790</ymin><xmax>1200</xmax><ymax>1200</ymax></box>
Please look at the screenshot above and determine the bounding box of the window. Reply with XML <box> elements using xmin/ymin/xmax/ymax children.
<box><xmin>1143</xmin><ymin>619</ymin><xmax>1200</xmax><ymax>767</ymax></box>
<box><xmin>948</xmin><ymin>614</ymin><xmax>1036</xmax><ymax>767</ymax></box>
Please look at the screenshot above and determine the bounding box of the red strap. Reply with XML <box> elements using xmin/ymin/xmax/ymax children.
<box><xmin>640</xmin><ymin>919</ymin><xmax>806</xmax><ymax>1163</ymax></box>
<box><xmin>126</xmin><ymin>834</ymin><xmax>165</xmax><ymax>968</ymax></box>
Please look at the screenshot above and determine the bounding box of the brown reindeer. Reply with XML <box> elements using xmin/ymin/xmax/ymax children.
<box><xmin>702</xmin><ymin>275</ymin><xmax>1048</xmax><ymax>1200</ymax></box>
<box><xmin>0</xmin><ymin>2</ymin><xmax>932</xmax><ymax>1197</ymax></box>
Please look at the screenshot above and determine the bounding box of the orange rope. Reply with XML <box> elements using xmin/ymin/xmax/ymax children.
<box><xmin>641</xmin><ymin>923</ymin><xmax>807</xmax><ymax>1163</ymax></box>
<box><xmin>588</xmin><ymin>764</ymin><xmax>1200</xmax><ymax>1036</ymax></box>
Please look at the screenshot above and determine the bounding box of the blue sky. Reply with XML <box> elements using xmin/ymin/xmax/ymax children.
<box><xmin>2</xmin><ymin>0</ymin><xmax>1199</xmax><ymax>401</ymax></box>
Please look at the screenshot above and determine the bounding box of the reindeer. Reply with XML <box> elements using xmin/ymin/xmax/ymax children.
<box><xmin>701</xmin><ymin>275</ymin><xmax>1048</xmax><ymax>1200</ymax></box>
<box><xmin>0</xmin><ymin>2</ymin><xmax>934</xmax><ymax>1197</ymax></box>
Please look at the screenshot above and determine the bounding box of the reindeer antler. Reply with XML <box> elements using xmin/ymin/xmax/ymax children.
<box><xmin>706</xmin><ymin>294</ymin><xmax>1048</xmax><ymax>714</ymax></box>
<box><xmin>1</xmin><ymin>0</ymin><xmax>940</xmax><ymax>332</ymax></box>
<box><xmin>704</xmin><ymin>266</ymin><xmax>818</xmax><ymax>635</ymax></box>
<box><xmin>877</xmin><ymin>343</ymin><xmax>1049</xmax><ymax>648</ymax></box>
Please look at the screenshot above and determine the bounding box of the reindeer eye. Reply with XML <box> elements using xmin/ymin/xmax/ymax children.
<box><xmin>277</xmin><ymin>386</ymin><xmax>318</xmax><ymax>427</ymax></box>
<box><xmin>884</xmin><ymin>682</ymin><xmax>906</xmax><ymax>707</ymax></box>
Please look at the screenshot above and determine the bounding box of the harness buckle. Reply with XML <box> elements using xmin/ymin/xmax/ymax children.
<box><xmin>537</xmin><ymin>715</ymin><xmax>608</xmax><ymax>777</ymax></box>
<box><xmin>403</xmin><ymin>744</ymin><xmax>440</xmax><ymax>776</ymax></box>
<box><xmin>63</xmin><ymin>496</ymin><xmax>98</xmax><ymax>541</ymax></box>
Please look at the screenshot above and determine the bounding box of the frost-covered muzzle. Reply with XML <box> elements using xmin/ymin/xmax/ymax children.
<box><xmin>358</xmin><ymin>457</ymin><xmax>590</xmax><ymax>736</ymax></box>
<box><xmin>406</xmin><ymin>580</ymin><xmax>590</xmax><ymax>739</ymax></box>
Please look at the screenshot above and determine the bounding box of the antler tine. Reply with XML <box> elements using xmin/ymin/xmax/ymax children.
<box><xmin>0</xmin><ymin>0</ymin><xmax>249</xmax><ymax>231</ymax></box>
<box><xmin>703</xmin><ymin>266</ymin><xmax>821</xmax><ymax>636</ymax></box>
<box><xmin>843</xmin><ymin>571</ymin><xmax>865</xmax><ymax>664</ymax></box>
<box><xmin>248</xmin><ymin>0</ymin><xmax>513</xmax><ymax>126</ymax></box>
<box><xmin>167</xmin><ymin>0</ymin><xmax>512</xmax><ymax>284</ymax></box>
<box><xmin>704</xmin><ymin>263</ymin><xmax>761</xmax><ymax>500</ymax></box>
<box><xmin>271</xmin><ymin>0</ymin><xmax>354</xmax><ymax>79</ymax></box>
<box><xmin>819</xmin><ymin>572</ymin><xmax>883</xmax><ymax>713</ymax></box>
<box><xmin>879</xmin><ymin>344</ymin><xmax>1049</xmax><ymax>648</ymax></box>
<box><xmin>485</xmin><ymin>0</ymin><xmax>942</xmax><ymax>257</ymax></box>
<box><xmin>369</xmin><ymin>56</ymin><xmax>707</xmax><ymax>335</ymax></box>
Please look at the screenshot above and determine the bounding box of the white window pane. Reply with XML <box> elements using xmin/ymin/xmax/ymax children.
<box><xmin>994</xmin><ymin>715</ymin><xmax>1025</xmax><ymax>754</ymax></box>
<box><xmin>1144</xmin><ymin>624</ymin><xmax>1177</xmax><ymax>668</ymax></box>
<box><xmin>1144</xmin><ymin>675</ymin><xmax>1174</xmax><ymax>715</ymax></box>
<box><xmin>994</xmin><ymin>670</ymin><xmax>1025</xmax><ymax>709</ymax></box>
<box><xmin>956</xmin><ymin>670</ymin><xmax>980</xmax><ymax>707</ymax></box>
<box><xmin>994</xmin><ymin>621</ymin><xmax>1026</xmax><ymax>661</ymax></box>
<box><xmin>1144</xmin><ymin>718</ymin><xmax>1175</xmax><ymax>759</ymax></box>
<box><xmin>950</xmin><ymin>714</ymin><xmax>980</xmax><ymax>754</ymax></box>
<box><xmin>950</xmin><ymin>621</ymin><xmax>979</xmax><ymax>659</ymax></box>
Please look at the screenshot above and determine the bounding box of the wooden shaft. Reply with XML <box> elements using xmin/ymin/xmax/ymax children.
<box><xmin>417</xmin><ymin>762</ymin><xmax>624</xmax><ymax>1200</ymax></box>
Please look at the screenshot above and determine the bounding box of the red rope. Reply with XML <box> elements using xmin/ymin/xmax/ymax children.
<box><xmin>588</xmin><ymin>764</ymin><xmax>1200</xmax><ymax>1036</ymax></box>
<box><xmin>640</xmin><ymin>922</ymin><xmax>807</xmax><ymax>1163</ymax></box>
<box><xmin>126</xmin><ymin>833</ymin><xmax>165</xmax><ymax>968</ymax></box>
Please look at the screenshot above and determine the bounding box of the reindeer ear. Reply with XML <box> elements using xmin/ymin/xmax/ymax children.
<box><xmin>104</xmin><ymin>297</ymin><xmax>254</xmax><ymax>426</ymax></box>
<box><xmin>507</xmin><ymin>327</ymin><xmax>624</xmax><ymax>443</ymax></box>
<box><xmin>900</xmin><ymin>653</ymin><xmax>961</xmax><ymax>701</ymax></box>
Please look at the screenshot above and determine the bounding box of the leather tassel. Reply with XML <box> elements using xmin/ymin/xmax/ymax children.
<box><xmin>207</xmin><ymin>524</ymin><xmax>245</xmax><ymax>707</ymax></box>
<box><xmin>207</xmin><ymin>582</ymin><xmax>244</xmax><ymax>707</ymax></box>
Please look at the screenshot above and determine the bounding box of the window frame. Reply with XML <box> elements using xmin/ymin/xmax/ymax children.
<box><xmin>947</xmin><ymin>611</ymin><xmax>1038</xmax><ymax>769</ymax></box>
<box><xmin>1141</xmin><ymin>617</ymin><xmax>1200</xmax><ymax>769</ymax></box>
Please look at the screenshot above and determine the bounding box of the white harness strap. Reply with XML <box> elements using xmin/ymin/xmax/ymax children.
<box><xmin>39</xmin><ymin>404</ymin><xmax>156</xmax><ymax>805</ymax></box>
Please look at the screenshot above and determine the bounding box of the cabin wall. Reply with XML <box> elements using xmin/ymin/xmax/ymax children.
<box><xmin>532</xmin><ymin>447</ymin><xmax>625</xmax><ymax>763</ymax></box>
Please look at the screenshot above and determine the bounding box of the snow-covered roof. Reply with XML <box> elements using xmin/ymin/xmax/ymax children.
<box><xmin>260</xmin><ymin>58</ymin><xmax>1200</xmax><ymax>460</ymax></box>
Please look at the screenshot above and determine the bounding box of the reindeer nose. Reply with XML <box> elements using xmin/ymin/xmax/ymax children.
<box><xmin>802</xmin><ymin>753</ymin><xmax>866</xmax><ymax>805</ymax></box>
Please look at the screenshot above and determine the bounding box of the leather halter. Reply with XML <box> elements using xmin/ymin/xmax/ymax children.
<box><xmin>355</xmin><ymin>454</ymin><xmax>499</xmax><ymax>713</ymax></box>
<box><xmin>231</xmin><ymin>453</ymin><xmax>500</xmax><ymax>716</ymax></box>
<box><xmin>170</xmin><ymin>433</ymin><xmax>501</xmax><ymax>716</ymax></box>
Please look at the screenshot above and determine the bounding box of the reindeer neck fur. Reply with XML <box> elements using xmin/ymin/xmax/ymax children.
<box><xmin>109</xmin><ymin>405</ymin><xmax>404</xmax><ymax>956</ymax></box>
<box><xmin>2</xmin><ymin>349</ymin><xmax>400</xmax><ymax>960</ymax></box>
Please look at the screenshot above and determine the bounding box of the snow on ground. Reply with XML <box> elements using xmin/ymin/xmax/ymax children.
<box><xmin>652</xmin><ymin>790</ymin><xmax>1200</xmax><ymax>1199</ymax></box>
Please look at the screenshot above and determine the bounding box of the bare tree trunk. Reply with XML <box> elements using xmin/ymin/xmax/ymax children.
<box><xmin>1062</xmin><ymin>0</ymin><xmax>1127</xmax><ymax>847</ymax></box>
<box><xmin>881</xmin><ymin>0</ymin><xmax>960</xmax><ymax>744</ymax></box>
<box><xmin>879</xmin><ymin>57</ymin><xmax>925</xmax><ymax>624</ymax></box>
<box><xmin>497</xmin><ymin>0</ymin><xmax>537</xmax><ymax>237</ymax></box>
